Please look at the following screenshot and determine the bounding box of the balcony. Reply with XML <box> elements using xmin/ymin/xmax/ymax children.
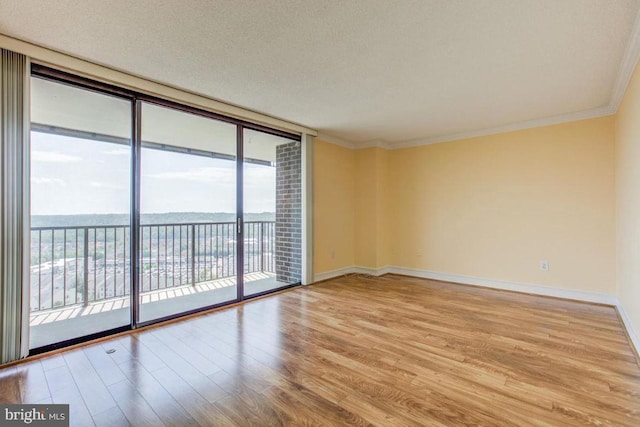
<box><xmin>29</xmin><ymin>221</ymin><xmax>282</xmax><ymax>348</ymax></box>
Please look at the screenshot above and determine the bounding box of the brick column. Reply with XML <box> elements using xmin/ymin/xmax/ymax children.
<box><xmin>275</xmin><ymin>141</ymin><xmax>302</xmax><ymax>283</ymax></box>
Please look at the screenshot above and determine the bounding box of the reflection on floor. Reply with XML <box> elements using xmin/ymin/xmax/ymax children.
<box><xmin>30</xmin><ymin>272</ymin><xmax>293</xmax><ymax>349</ymax></box>
<box><xmin>3</xmin><ymin>275</ymin><xmax>639</xmax><ymax>426</ymax></box>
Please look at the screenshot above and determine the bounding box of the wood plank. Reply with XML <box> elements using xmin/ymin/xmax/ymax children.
<box><xmin>83</xmin><ymin>344</ymin><xmax>127</xmax><ymax>387</ymax></box>
<box><xmin>92</xmin><ymin>406</ymin><xmax>131</xmax><ymax>427</ymax></box>
<box><xmin>149</xmin><ymin>366</ymin><xmax>234</xmax><ymax>426</ymax></box>
<box><xmin>16</xmin><ymin>361</ymin><xmax>50</xmax><ymax>403</ymax></box>
<box><xmin>0</xmin><ymin>274</ymin><xmax>638</xmax><ymax>426</ymax></box>
<box><xmin>107</xmin><ymin>379</ymin><xmax>166</xmax><ymax>427</ymax></box>
<box><xmin>0</xmin><ymin>366</ymin><xmax>21</xmax><ymax>404</ymax></box>
<box><xmin>117</xmin><ymin>360</ymin><xmax>199</xmax><ymax>427</ymax></box>
<box><xmin>62</xmin><ymin>349</ymin><xmax>117</xmax><ymax>416</ymax></box>
<box><xmin>49</xmin><ymin>384</ymin><xmax>95</xmax><ymax>427</ymax></box>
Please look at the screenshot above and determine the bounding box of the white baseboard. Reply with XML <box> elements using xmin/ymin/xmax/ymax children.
<box><xmin>388</xmin><ymin>266</ymin><xmax>619</xmax><ymax>305</ymax></box>
<box><xmin>313</xmin><ymin>266</ymin><xmax>356</xmax><ymax>282</ymax></box>
<box><xmin>353</xmin><ymin>265</ymin><xmax>392</xmax><ymax>276</ymax></box>
<box><xmin>314</xmin><ymin>265</ymin><xmax>616</xmax><ymax>304</ymax></box>
<box><xmin>312</xmin><ymin>264</ymin><xmax>638</xmax><ymax>359</ymax></box>
<box><xmin>615</xmin><ymin>301</ymin><xmax>640</xmax><ymax>359</ymax></box>
<box><xmin>313</xmin><ymin>265</ymin><xmax>391</xmax><ymax>282</ymax></box>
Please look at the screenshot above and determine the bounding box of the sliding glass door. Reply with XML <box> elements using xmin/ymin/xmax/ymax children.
<box><xmin>138</xmin><ymin>102</ymin><xmax>238</xmax><ymax>323</ymax></box>
<box><xmin>27</xmin><ymin>66</ymin><xmax>305</xmax><ymax>352</ymax></box>
<box><xmin>243</xmin><ymin>129</ymin><xmax>302</xmax><ymax>297</ymax></box>
<box><xmin>29</xmin><ymin>76</ymin><xmax>133</xmax><ymax>349</ymax></box>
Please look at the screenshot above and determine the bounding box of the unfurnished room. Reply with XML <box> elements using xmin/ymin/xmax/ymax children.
<box><xmin>0</xmin><ymin>1</ymin><xmax>639</xmax><ymax>426</ymax></box>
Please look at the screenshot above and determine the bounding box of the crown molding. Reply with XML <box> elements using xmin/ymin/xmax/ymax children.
<box><xmin>315</xmin><ymin>132</ymin><xmax>357</xmax><ymax>149</ymax></box>
<box><xmin>315</xmin><ymin>133</ymin><xmax>392</xmax><ymax>150</ymax></box>
<box><xmin>389</xmin><ymin>10</ymin><xmax>640</xmax><ymax>150</ymax></box>
<box><xmin>356</xmin><ymin>139</ymin><xmax>392</xmax><ymax>150</ymax></box>
<box><xmin>319</xmin><ymin>103</ymin><xmax>618</xmax><ymax>152</ymax></box>
<box><xmin>390</xmin><ymin>104</ymin><xmax>616</xmax><ymax>150</ymax></box>
<box><xmin>6</xmin><ymin>9</ymin><xmax>640</xmax><ymax>154</ymax></box>
<box><xmin>14</xmin><ymin>6</ymin><xmax>627</xmax><ymax>154</ymax></box>
<box><xmin>320</xmin><ymin>8</ymin><xmax>640</xmax><ymax>152</ymax></box>
<box><xmin>610</xmin><ymin>7</ymin><xmax>640</xmax><ymax>113</ymax></box>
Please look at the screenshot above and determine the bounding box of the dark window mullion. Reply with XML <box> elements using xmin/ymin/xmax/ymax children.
<box><xmin>131</xmin><ymin>99</ymin><xmax>142</xmax><ymax>328</ymax></box>
<box><xmin>237</xmin><ymin>125</ymin><xmax>244</xmax><ymax>301</ymax></box>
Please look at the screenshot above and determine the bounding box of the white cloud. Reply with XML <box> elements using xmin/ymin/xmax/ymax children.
<box><xmin>147</xmin><ymin>167</ymin><xmax>235</xmax><ymax>184</ymax></box>
<box><xmin>88</xmin><ymin>181</ymin><xmax>124</xmax><ymax>190</ymax></box>
<box><xmin>244</xmin><ymin>166</ymin><xmax>275</xmax><ymax>182</ymax></box>
<box><xmin>32</xmin><ymin>177</ymin><xmax>67</xmax><ymax>186</ymax></box>
<box><xmin>31</xmin><ymin>151</ymin><xmax>81</xmax><ymax>163</ymax></box>
<box><xmin>103</xmin><ymin>148</ymin><xmax>130</xmax><ymax>156</ymax></box>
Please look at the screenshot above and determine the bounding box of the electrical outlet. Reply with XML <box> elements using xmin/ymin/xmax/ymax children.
<box><xmin>539</xmin><ymin>260</ymin><xmax>549</xmax><ymax>271</ymax></box>
<box><xmin>331</xmin><ymin>250</ymin><xmax>336</xmax><ymax>260</ymax></box>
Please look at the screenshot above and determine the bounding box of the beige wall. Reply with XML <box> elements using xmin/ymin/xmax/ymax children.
<box><xmin>312</xmin><ymin>73</ymin><xmax>640</xmax><ymax>343</ymax></box>
<box><xmin>375</xmin><ymin>148</ymin><xmax>390</xmax><ymax>268</ymax></box>
<box><xmin>615</xmin><ymin>62</ymin><xmax>640</xmax><ymax>338</ymax></box>
<box><xmin>354</xmin><ymin>148</ymin><xmax>378</xmax><ymax>267</ymax></box>
<box><xmin>313</xmin><ymin>139</ymin><xmax>355</xmax><ymax>274</ymax></box>
<box><xmin>387</xmin><ymin>117</ymin><xmax>616</xmax><ymax>293</ymax></box>
<box><xmin>316</xmin><ymin>145</ymin><xmax>391</xmax><ymax>272</ymax></box>
<box><xmin>353</xmin><ymin>147</ymin><xmax>390</xmax><ymax>269</ymax></box>
<box><xmin>313</xmin><ymin>118</ymin><xmax>617</xmax><ymax>295</ymax></box>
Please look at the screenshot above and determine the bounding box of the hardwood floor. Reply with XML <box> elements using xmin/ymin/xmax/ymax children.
<box><xmin>1</xmin><ymin>274</ymin><xmax>639</xmax><ymax>426</ymax></box>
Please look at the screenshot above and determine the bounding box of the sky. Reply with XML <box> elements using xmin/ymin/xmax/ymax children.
<box><xmin>30</xmin><ymin>132</ymin><xmax>276</xmax><ymax>216</ymax></box>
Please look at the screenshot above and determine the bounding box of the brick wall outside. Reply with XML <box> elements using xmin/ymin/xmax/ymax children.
<box><xmin>275</xmin><ymin>141</ymin><xmax>302</xmax><ymax>283</ymax></box>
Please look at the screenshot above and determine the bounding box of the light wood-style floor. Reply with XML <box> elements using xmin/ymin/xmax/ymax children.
<box><xmin>1</xmin><ymin>274</ymin><xmax>639</xmax><ymax>426</ymax></box>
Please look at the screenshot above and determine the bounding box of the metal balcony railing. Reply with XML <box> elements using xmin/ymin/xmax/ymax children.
<box><xmin>30</xmin><ymin>221</ymin><xmax>275</xmax><ymax>312</ymax></box>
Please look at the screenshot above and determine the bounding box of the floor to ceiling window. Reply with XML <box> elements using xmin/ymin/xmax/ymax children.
<box><xmin>29</xmin><ymin>76</ymin><xmax>133</xmax><ymax>349</ymax></box>
<box><xmin>138</xmin><ymin>101</ymin><xmax>239</xmax><ymax>323</ymax></box>
<box><xmin>243</xmin><ymin>129</ymin><xmax>302</xmax><ymax>298</ymax></box>
<box><xmin>27</xmin><ymin>66</ymin><xmax>305</xmax><ymax>352</ymax></box>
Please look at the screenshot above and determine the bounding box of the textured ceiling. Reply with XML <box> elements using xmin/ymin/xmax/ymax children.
<box><xmin>1</xmin><ymin>0</ymin><xmax>639</xmax><ymax>146</ymax></box>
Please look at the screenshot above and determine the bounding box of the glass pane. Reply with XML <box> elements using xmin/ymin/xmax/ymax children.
<box><xmin>29</xmin><ymin>77</ymin><xmax>132</xmax><ymax>349</ymax></box>
<box><xmin>139</xmin><ymin>102</ymin><xmax>238</xmax><ymax>322</ymax></box>
<box><xmin>243</xmin><ymin>129</ymin><xmax>301</xmax><ymax>297</ymax></box>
